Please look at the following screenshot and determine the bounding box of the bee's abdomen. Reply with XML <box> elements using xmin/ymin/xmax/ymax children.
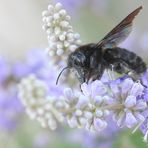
<box><xmin>128</xmin><ymin>53</ymin><xmax>146</xmax><ymax>73</ymax></box>
<box><xmin>104</xmin><ymin>47</ymin><xmax>147</xmax><ymax>74</ymax></box>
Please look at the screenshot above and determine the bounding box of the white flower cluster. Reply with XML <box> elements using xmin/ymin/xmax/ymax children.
<box><xmin>19</xmin><ymin>77</ymin><xmax>110</xmax><ymax>132</ymax></box>
<box><xmin>18</xmin><ymin>74</ymin><xmax>147</xmax><ymax>135</ymax></box>
<box><xmin>42</xmin><ymin>3</ymin><xmax>82</xmax><ymax>63</ymax></box>
<box><xmin>63</xmin><ymin>81</ymin><xmax>109</xmax><ymax>132</ymax></box>
<box><xmin>18</xmin><ymin>75</ymin><xmax>64</xmax><ymax>130</ymax></box>
<box><xmin>109</xmin><ymin>79</ymin><xmax>147</xmax><ymax>129</ymax></box>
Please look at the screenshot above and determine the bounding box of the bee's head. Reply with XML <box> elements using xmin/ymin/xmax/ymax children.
<box><xmin>56</xmin><ymin>50</ymin><xmax>89</xmax><ymax>85</ymax></box>
<box><xmin>67</xmin><ymin>51</ymin><xmax>87</xmax><ymax>68</ymax></box>
<box><xmin>67</xmin><ymin>51</ymin><xmax>88</xmax><ymax>83</ymax></box>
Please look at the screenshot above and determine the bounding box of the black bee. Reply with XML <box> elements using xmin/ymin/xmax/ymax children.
<box><xmin>56</xmin><ymin>6</ymin><xmax>147</xmax><ymax>85</ymax></box>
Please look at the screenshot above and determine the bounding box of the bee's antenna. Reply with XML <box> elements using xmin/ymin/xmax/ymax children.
<box><xmin>56</xmin><ymin>67</ymin><xmax>69</xmax><ymax>85</ymax></box>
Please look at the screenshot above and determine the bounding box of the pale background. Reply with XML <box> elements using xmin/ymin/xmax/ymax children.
<box><xmin>0</xmin><ymin>0</ymin><xmax>148</xmax><ymax>61</ymax></box>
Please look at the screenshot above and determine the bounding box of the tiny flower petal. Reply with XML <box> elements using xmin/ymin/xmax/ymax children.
<box><xmin>93</xmin><ymin>96</ymin><xmax>103</xmax><ymax>106</ymax></box>
<box><xmin>55</xmin><ymin>3</ymin><xmax>63</xmax><ymax>11</ymax></box>
<box><xmin>77</xmin><ymin>95</ymin><xmax>89</xmax><ymax>109</ymax></box>
<box><xmin>121</xmin><ymin>78</ymin><xmax>134</xmax><ymax>96</ymax></box>
<box><xmin>81</xmin><ymin>83</ymin><xmax>91</xmax><ymax>97</ymax></box>
<box><xmin>67</xmin><ymin>117</ymin><xmax>78</xmax><ymax>128</ymax></box>
<box><xmin>130</xmin><ymin>83</ymin><xmax>144</xmax><ymax>97</ymax></box>
<box><xmin>79</xmin><ymin>117</ymin><xmax>87</xmax><ymax>126</ymax></box>
<box><xmin>125</xmin><ymin>112</ymin><xmax>137</xmax><ymax>128</ymax></box>
<box><xmin>64</xmin><ymin>88</ymin><xmax>73</xmax><ymax>99</ymax></box>
<box><xmin>84</xmin><ymin>111</ymin><xmax>93</xmax><ymax>120</ymax></box>
<box><xmin>135</xmin><ymin>100</ymin><xmax>147</xmax><ymax>110</ymax></box>
<box><xmin>143</xmin><ymin>131</ymin><xmax>148</xmax><ymax>143</ymax></box>
<box><xmin>134</xmin><ymin>112</ymin><xmax>145</xmax><ymax>122</ymax></box>
<box><xmin>124</xmin><ymin>95</ymin><xmax>137</xmax><ymax>108</ymax></box>
<box><xmin>91</xmin><ymin>80</ymin><xmax>106</xmax><ymax>97</ymax></box>
<box><xmin>95</xmin><ymin>109</ymin><xmax>103</xmax><ymax>118</ymax></box>
<box><xmin>117</xmin><ymin>111</ymin><xmax>125</xmax><ymax>127</ymax></box>
<box><xmin>94</xmin><ymin>118</ymin><xmax>107</xmax><ymax>131</ymax></box>
<box><xmin>110</xmin><ymin>82</ymin><xmax>120</xmax><ymax>98</ymax></box>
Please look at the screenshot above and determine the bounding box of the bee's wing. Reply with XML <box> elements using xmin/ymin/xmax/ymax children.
<box><xmin>96</xmin><ymin>6</ymin><xmax>142</xmax><ymax>49</ymax></box>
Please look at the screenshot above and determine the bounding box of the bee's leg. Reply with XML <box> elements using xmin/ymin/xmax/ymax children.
<box><xmin>127</xmin><ymin>70</ymin><xmax>139</xmax><ymax>80</ymax></box>
<box><xmin>107</xmin><ymin>68</ymin><xmax>114</xmax><ymax>80</ymax></box>
<box><xmin>108</xmin><ymin>61</ymin><xmax>131</xmax><ymax>80</ymax></box>
<box><xmin>111</xmin><ymin>61</ymin><xmax>147</xmax><ymax>88</ymax></box>
<box><xmin>107</xmin><ymin>64</ymin><xmax>118</xmax><ymax>80</ymax></box>
<box><xmin>80</xmin><ymin>84</ymin><xmax>82</xmax><ymax>92</ymax></box>
<box><xmin>110</xmin><ymin>61</ymin><xmax>129</xmax><ymax>74</ymax></box>
<box><xmin>86</xmin><ymin>71</ymin><xmax>92</xmax><ymax>84</ymax></box>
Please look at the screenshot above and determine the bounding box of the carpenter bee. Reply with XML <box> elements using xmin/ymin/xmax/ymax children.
<box><xmin>56</xmin><ymin>6</ymin><xmax>147</xmax><ymax>85</ymax></box>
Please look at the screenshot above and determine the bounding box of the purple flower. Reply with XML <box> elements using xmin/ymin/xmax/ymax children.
<box><xmin>13</xmin><ymin>49</ymin><xmax>48</xmax><ymax>78</ymax></box>
<box><xmin>53</xmin><ymin>0</ymin><xmax>85</xmax><ymax>15</ymax></box>
<box><xmin>100</xmin><ymin>116</ymin><xmax>120</xmax><ymax>137</ymax></box>
<box><xmin>143</xmin><ymin>89</ymin><xmax>148</xmax><ymax>103</ymax></box>
<box><xmin>81</xmin><ymin>80</ymin><xmax>107</xmax><ymax>98</ymax></box>
<box><xmin>63</xmin><ymin>80</ymin><xmax>109</xmax><ymax>132</ymax></box>
<box><xmin>0</xmin><ymin>49</ymin><xmax>64</xmax><ymax>131</ymax></box>
<box><xmin>68</xmin><ymin>130</ymin><xmax>115</xmax><ymax>148</ymax></box>
<box><xmin>14</xmin><ymin>49</ymin><xmax>63</xmax><ymax>97</ymax></box>
<box><xmin>142</xmin><ymin>71</ymin><xmax>148</xmax><ymax>87</ymax></box>
<box><xmin>0</xmin><ymin>56</ymin><xmax>24</xmax><ymax>131</ymax></box>
<box><xmin>109</xmin><ymin>78</ymin><xmax>146</xmax><ymax>128</ymax></box>
<box><xmin>0</xmin><ymin>88</ymin><xmax>23</xmax><ymax>131</ymax></box>
<box><xmin>142</xmin><ymin>71</ymin><xmax>148</xmax><ymax>102</ymax></box>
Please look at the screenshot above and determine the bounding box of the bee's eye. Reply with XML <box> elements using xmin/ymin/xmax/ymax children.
<box><xmin>74</xmin><ymin>59</ymin><xmax>81</xmax><ymax>66</ymax></box>
<box><xmin>76</xmin><ymin>55</ymin><xmax>86</xmax><ymax>66</ymax></box>
<box><xmin>70</xmin><ymin>52</ymin><xmax>86</xmax><ymax>67</ymax></box>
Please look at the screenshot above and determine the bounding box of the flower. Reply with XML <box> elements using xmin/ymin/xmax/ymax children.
<box><xmin>42</xmin><ymin>3</ymin><xmax>81</xmax><ymax>64</ymax></box>
<box><xmin>140</xmin><ymin>109</ymin><xmax>148</xmax><ymax>142</ymax></box>
<box><xmin>0</xmin><ymin>49</ymin><xmax>63</xmax><ymax>132</ymax></box>
<box><xmin>108</xmin><ymin>78</ymin><xmax>147</xmax><ymax>128</ymax></box>
<box><xmin>13</xmin><ymin>49</ymin><xmax>49</xmax><ymax>79</ymax></box>
<box><xmin>18</xmin><ymin>75</ymin><xmax>65</xmax><ymax>130</ymax></box>
<box><xmin>18</xmin><ymin>54</ymin><xmax>147</xmax><ymax>138</ymax></box>
<box><xmin>53</xmin><ymin>0</ymin><xmax>85</xmax><ymax>15</ymax></box>
<box><xmin>14</xmin><ymin>49</ymin><xmax>64</xmax><ymax>97</ymax></box>
<box><xmin>142</xmin><ymin>71</ymin><xmax>148</xmax><ymax>102</ymax></box>
<box><xmin>0</xmin><ymin>57</ymin><xmax>23</xmax><ymax>132</ymax></box>
<box><xmin>63</xmin><ymin>80</ymin><xmax>109</xmax><ymax>132</ymax></box>
<box><xmin>0</xmin><ymin>88</ymin><xmax>23</xmax><ymax>131</ymax></box>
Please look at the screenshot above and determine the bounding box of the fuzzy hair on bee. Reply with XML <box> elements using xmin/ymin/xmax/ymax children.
<box><xmin>56</xmin><ymin>6</ymin><xmax>147</xmax><ymax>85</ymax></box>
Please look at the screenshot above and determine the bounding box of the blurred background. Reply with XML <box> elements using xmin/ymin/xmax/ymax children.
<box><xmin>0</xmin><ymin>0</ymin><xmax>148</xmax><ymax>148</ymax></box>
